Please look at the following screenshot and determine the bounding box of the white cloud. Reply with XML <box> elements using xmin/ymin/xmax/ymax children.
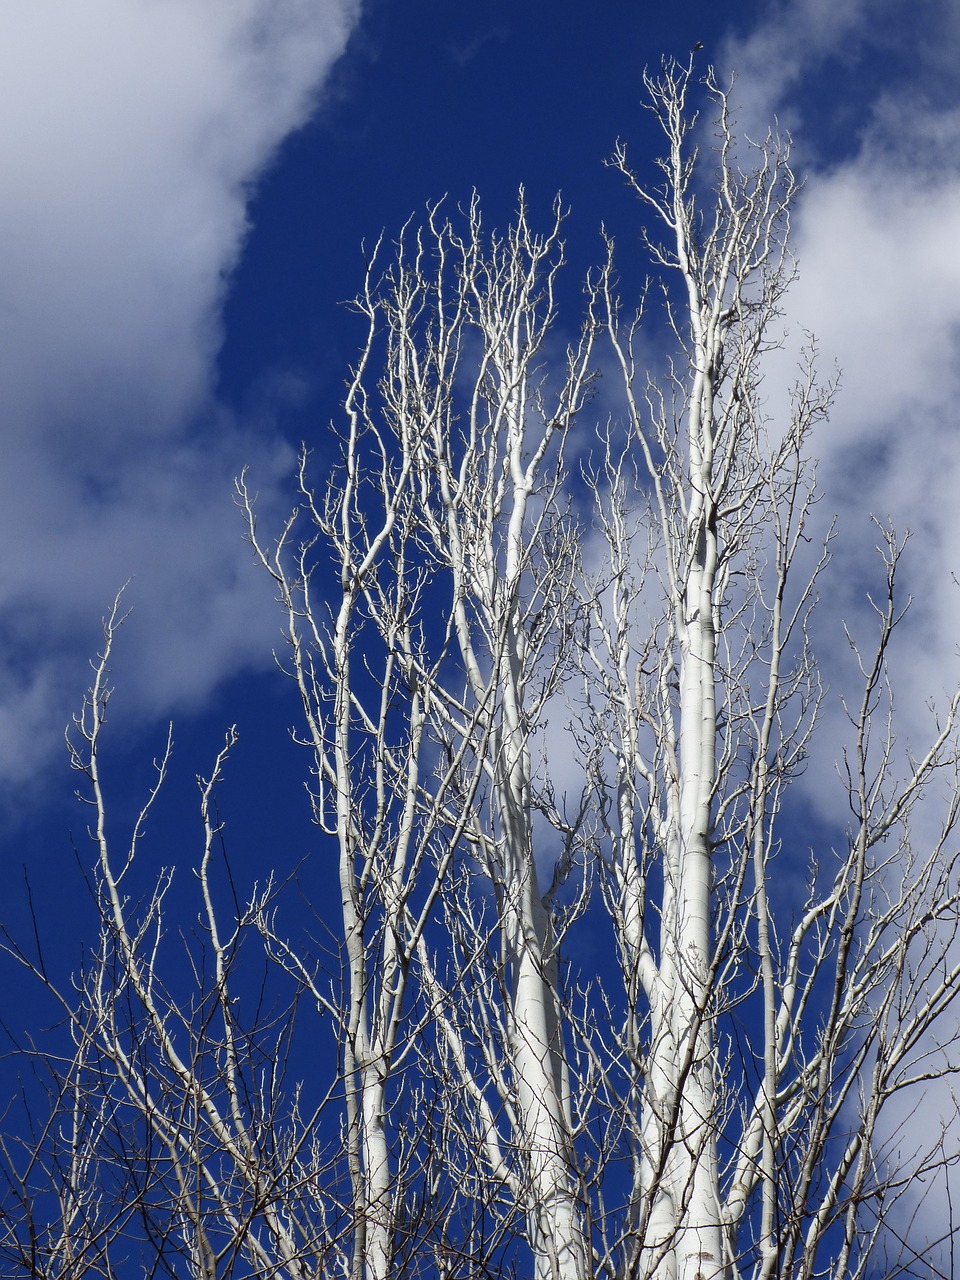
<box><xmin>0</xmin><ymin>0</ymin><xmax>361</xmax><ymax>785</ymax></box>
<box><xmin>716</xmin><ymin>0</ymin><xmax>867</xmax><ymax>133</ymax></box>
<box><xmin>785</xmin><ymin>95</ymin><xmax>960</xmax><ymax>753</ymax></box>
<box><xmin>722</xmin><ymin>1</ymin><xmax>960</xmax><ymax>1263</ymax></box>
<box><xmin>716</xmin><ymin>0</ymin><xmax>960</xmax><ymax>760</ymax></box>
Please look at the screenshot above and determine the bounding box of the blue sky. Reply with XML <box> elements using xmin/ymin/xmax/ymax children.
<box><xmin>2</xmin><ymin>0</ymin><xmax>960</xmax><ymax>1257</ymax></box>
<box><xmin>2</xmin><ymin>0</ymin><xmax>958</xmax><ymax>791</ymax></box>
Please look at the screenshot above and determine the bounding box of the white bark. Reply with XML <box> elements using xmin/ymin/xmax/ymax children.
<box><xmin>591</xmin><ymin>61</ymin><xmax>802</xmax><ymax>1280</ymax></box>
<box><xmin>7</xmin><ymin>58</ymin><xmax>960</xmax><ymax>1280</ymax></box>
<box><xmin>373</xmin><ymin>196</ymin><xmax>594</xmax><ymax>1280</ymax></box>
<box><xmin>242</xmin><ymin>193</ymin><xmax>596</xmax><ymax>1280</ymax></box>
<box><xmin>583</xmin><ymin>60</ymin><xmax>960</xmax><ymax>1280</ymax></box>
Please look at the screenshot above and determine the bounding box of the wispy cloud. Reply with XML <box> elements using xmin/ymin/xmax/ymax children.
<box><xmin>716</xmin><ymin>0</ymin><xmax>960</xmax><ymax>748</ymax></box>
<box><xmin>723</xmin><ymin>0</ymin><xmax>960</xmax><ymax>1257</ymax></box>
<box><xmin>0</xmin><ymin>0</ymin><xmax>361</xmax><ymax>785</ymax></box>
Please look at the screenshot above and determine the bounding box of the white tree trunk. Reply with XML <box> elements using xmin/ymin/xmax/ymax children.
<box><xmin>495</xmin><ymin>468</ymin><xmax>589</xmax><ymax>1280</ymax></box>
<box><xmin>636</xmin><ymin>363</ymin><xmax>722</xmax><ymax>1280</ymax></box>
<box><xmin>13</xmin><ymin>61</ymin><xmax>960</xmax><ymax>1280</ymax></box>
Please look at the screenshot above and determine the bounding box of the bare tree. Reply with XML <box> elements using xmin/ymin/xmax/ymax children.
<box><xmin>4</xmin><ymin>56</ymin><xmax>960</xmax><ymax>1280</ymax></box>
<box><xmin>1</xmin><ymin>596</ymin><xmax>362</xmax><ymax>1280</ymax></box>
<box><xmin>577</xmin><ymin>61</ymin><xmax>960</xmax><ymax>1280</ymax></box>
<box><xmin>242</xmin><ymin>192</ymin><xmax>597</xmax><ymax>1280</ymax></box>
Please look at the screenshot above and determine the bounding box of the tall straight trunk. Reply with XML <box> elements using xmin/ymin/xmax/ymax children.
<box><xmin>496</xmin><ymin>674</ymin><xmax>587</xmax><ymax>1279</ymax></box>
<box><xmin>488</xmin><ymin>413</ymin><xmax>589</xmax><ymax>1280</ymax></box>
<box><xmin>498</xmin><ymin>763</ymin><xmax>587</xmax><ymax>1280</ymax></box>
<box><xmin>334</xmin><ymin>590</ymin><xmax>395</xmax><ymax>1280</ymax></box>
<box><xmin>639</xmin><ymin>355</ymin><xmax>723</xmax><ymax>1280</ymax></box>
<box><xmin>673</xmin><ymin>361</ymin><xmax>722</xmax><ymax>1280</ymax></box>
